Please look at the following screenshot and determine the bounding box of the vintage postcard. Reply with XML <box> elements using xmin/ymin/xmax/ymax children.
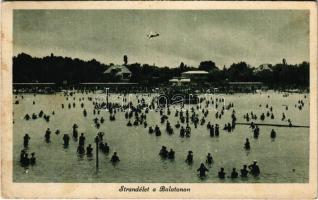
<box><xmin>1</xmin><ymin>1</ymin><xmax>317</xmax><ymax>199</ymax></box>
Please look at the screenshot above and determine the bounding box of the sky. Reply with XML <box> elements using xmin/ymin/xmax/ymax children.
<box><xmin>13</xmin><ymin>10</ymin><xmax>309</xmax><ymax>68</ymax></box>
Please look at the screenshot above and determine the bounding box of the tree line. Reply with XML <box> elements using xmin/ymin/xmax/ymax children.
<box><xmin>13</xmin><ymin>53</ymin><xmax>309</xmax><ymax>88</ymax></box>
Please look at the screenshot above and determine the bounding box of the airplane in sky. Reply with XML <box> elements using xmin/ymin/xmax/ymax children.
<box><xmin>147</xmin><ymin>31</ymin><xmax>160</xmax><ymax>39</ymax></box>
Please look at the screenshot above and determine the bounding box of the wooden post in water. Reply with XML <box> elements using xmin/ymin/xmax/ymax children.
<box><xmin>106</xmin><ymin>88</ymin><xmax>109</xmax><ymax>108</ymax></box>
<box><xmin>94</xmin><ymin>136</ymin><xmax>99</xmax><ymax>170</ymax></box>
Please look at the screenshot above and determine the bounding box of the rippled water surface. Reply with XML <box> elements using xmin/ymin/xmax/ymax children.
<box><xmin>13</xmin><ymin>91</ymin><xmax>309</xmax><ymax>183</ymax></box>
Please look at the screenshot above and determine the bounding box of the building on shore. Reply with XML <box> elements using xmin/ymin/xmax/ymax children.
<box><xmin>227</xmin><ymin>82</ymin><xmax>264</xmax><ymax>92</ymax></box>
<box><xmin>169</xmin><ymin>70</ymin><xmax>209</xmax><ymax>86</ymax></box>
<box><xmin>254</xmin><ymin>64</ymin><xmax>273</xmax><ymax>73</ymax></box>
<box><xmin>13</xmin><ymin>83</ymin><xmax>57</xmax><ymax>93</ymax></box>
<box><xmin>103</xmin><ymin>65</ymin><xmax>132</xmax><ymax>82</ymax></box>
<box><xmin>169</xmin><ymin>77</ymin><xmax>191</xmax><ymax>86</ymax></box>
<box><xmin>181</xmin><ymin>70</ymin><xmax>209</xmax><ymax>83</ymax></box>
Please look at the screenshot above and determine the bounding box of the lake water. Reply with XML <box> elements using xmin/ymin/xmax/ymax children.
<box><xmin>13</xmin><ymin>91</ymin><xmax>309</xmax><ymax>183</ymax></box>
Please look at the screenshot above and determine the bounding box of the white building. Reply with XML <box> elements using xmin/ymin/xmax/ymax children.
<box><xmin>181</xmin><ymin>70</ymin><xmax>209</xmax><ymax>82</ymax></box>
<box><xmin>103</xmin><ymin>65</ymin><xmax>132</xmax><ymax>81</ymax></box>
<box><xmin>169</xmin><ymin>77</ymin><xmax>191</xmax><ymax>86</ymax></box>
<box><xmin>254</xmin><ymin>64</ymin><xmax>273</xmax><ymax>73</ymax></box>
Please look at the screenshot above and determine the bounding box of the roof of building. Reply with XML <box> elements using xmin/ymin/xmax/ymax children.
<box><xmin>13</xmin><ymin>83</ymin><xmax>55</xmax><ymax>85</ymax></box>
<box><xmin>169</xmin><ymin>78</ymin><xmax>191</xmax><ymax>83</ymax></box>
<box><xmin>180</xmin><ymin>78</ymin><xmax>191</xmax><ymax>82</ymax></box>
<box><xmin>255</xmin><ymin>64</ymin><xmax>273</xmax><ymax>72</ymax></box>
<box><xmin>80</xmin><ymin>82</ymin><xmax>138</xmax><ymax>85</ymax></box>
<box><xmin>182</xmin><ymin>70</ymin><xmax>209</xmax><ymax>75</ymax></box>
<box><xmin>169</xmin><ymin>78</ymin><xmax>179</xmax><ymax>82</ymax></box>
<box><xmin>104</xmin><ymin>65</ymin><xmax>132</xmax><ymax>74</ymax></box>
<box><xmin>228</xmin><ymin>82</ymin><xmax>263</xmax><ymax>85</ymax></box>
